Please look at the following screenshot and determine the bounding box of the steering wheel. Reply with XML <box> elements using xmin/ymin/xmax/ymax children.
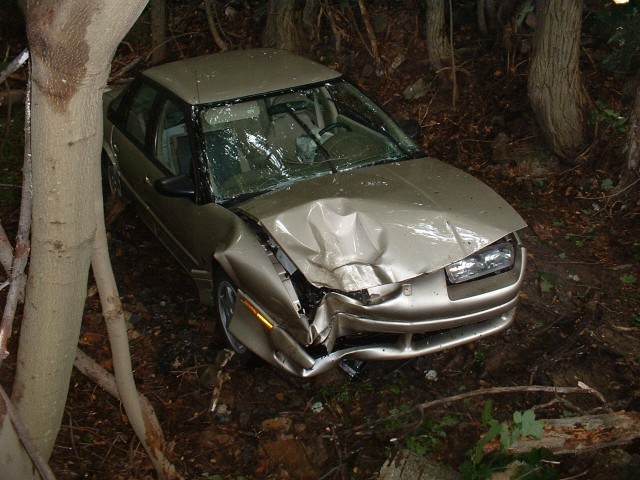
<box><xmin>319</xmin><ymin>122</ymin><xmax>352</xmax><ymax>136</ymax></box>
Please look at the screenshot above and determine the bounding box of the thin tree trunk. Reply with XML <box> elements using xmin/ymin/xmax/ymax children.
<box><xmin>90</xmin><ymin>185</ymin><xmax>179</xmax><ymax>479</ymax></box>
<box><xmin>528</xmin><ymin>0</ymin><xmax>589</xmax><ymax>161</ymax></box>
<box><xmin>151</xmin><ymin>0</ymin><xmax>167</xmax><ymax>64</ymax></box>
<box><xmin>204</xmin><ymin>0</ymin><xmax>229</xmax><ymax>52</ymax></box>
<box><xmin>425</xmin><ymin>0</ymin><xmax>451</xmax><ymax>71</ymax></box>
<box><xmin>625</xmin><ymin>78</ymin><xmax>640</xmax><ymax>174</ymax></box>
<box><xmin>9</xmin><ymin>0</ymin><xmax>148</xmax><ymax>462</ymax></box>
<box><xmin>0</xmin><ymin>74</ymin><xmax>31</xmax><ymax>365</ymax></box>
<box><xmin>357</xmin><ymin>0</ymin><xmax>381</xmax><ymax>70</ymax></box>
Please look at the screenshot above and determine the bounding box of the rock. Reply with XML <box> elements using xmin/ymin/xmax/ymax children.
<box><xmin>379</xmin><ymin>450</ymin><xmax>462</xmax><ymax>480</ymax></box>
<box><xmin>260</xmin><ymin>438</ymin><xmax>321</xmax><ymax>480</ymax></box>
<box><xmin>403</xmin><ymin>78</ymin><xmax>428</xmax><ymax>100</ymax></box>
<box><xmin>261</xmin><ymin>416</ymin><xmax>293</xmax><ymax>435</ymax></box>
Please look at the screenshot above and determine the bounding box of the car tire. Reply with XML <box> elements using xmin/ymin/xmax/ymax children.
<box><xmin>102</xmin><ymin>152</ymin><xmax>123</xmax><ymax>198</ymax></box>
<box><xmin>213</xmin><ymin>269</ymin><xmax>253</xmax><ymax>363</ymax></box>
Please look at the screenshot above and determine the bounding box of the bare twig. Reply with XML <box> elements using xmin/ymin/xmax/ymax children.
<box><xmin>0</xmin><ymin>385</ymin><xmax>56</xmax><ymax>480</ymax></box>
<box><xmin>109</xmin><ymin>57</ymin><xmax>143</xmax><ymax>83</ymax></box>
<box><xmin>0</xmin><ymin>72</ymin><xmax>32</xmax><ymax>366</ymax></box>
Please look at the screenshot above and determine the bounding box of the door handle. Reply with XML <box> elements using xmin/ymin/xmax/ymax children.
<box><xmin>145</xmin><ymin>175</ymin><xmax>152</xmax><ymax>186</ymax></box>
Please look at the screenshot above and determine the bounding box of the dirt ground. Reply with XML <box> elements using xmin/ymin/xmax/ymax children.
<box><xmin>1</xmin><ymin>1</ymin><xmax>640</xmax><ymax>479</ymax></box>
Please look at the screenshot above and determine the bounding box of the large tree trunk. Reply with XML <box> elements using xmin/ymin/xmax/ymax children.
<box><xmin>9</xmin><ymin>0</ymin><xmax>148</xmax><ymax>462</ymax></box>
<box><xmin>425</xmin><ymin>0</ymin><xmax>451</xmax><ymax>71</ymax></box>
<box><xmin>528</xmin><ymin>0</ymin><xmax>589</xmax><ymax>161</ymax></box>
<box><xmin>262</xmin><ymin>0</ymin><xmax>306</xmax><ymax>53</ymax></box>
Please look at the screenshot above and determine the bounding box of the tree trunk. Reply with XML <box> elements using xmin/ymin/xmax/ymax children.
<box><xmin>626</xmin><ymin>78</ymin><xmax>640</xmax><ymax>174</ymax></box>
<box><xmin>528</xmin><ymin>0</ymin><xmax>589</xmax><ymax>161</ymax></box>
<box><xmin>151</xmin><ymin>0</ymin><xmax>167</xmax><ymax>64</ymax></box>
<box><xmin>262</xmin><ymin>0</ymin><xmax>305</xmax><ymax>53</ymax></box>
<box><xmin>425</xmin><ymin>0</ymin><xmax>451</xmax><ymax>71</ymax></box>
<box><xmin>8</xmin><ymin>0</ymin><xmax>148</xmax><ymax>462</ymax></box>
<box><xmin>204</xmin><ymin>0</ymin><xmax>229</xmax><ymax>52</ymax></box>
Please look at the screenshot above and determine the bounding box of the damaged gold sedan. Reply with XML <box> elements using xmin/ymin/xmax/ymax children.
<box><xmin>102</xmin><ymin>49</ymin><xmax>526</xmax><ymax>377</ymax></box>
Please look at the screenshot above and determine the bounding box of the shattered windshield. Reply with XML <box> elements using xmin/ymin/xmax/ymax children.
<box><xmin>198</xmin><ymin>79</ymin><xmax>421</xmax><ymax>203</ymax></box>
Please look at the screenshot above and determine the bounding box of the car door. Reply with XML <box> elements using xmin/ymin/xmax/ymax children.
<box><xmin>110</xmin><ymin>80</ymin><xmax>203</xmax><ymax>271</ymax></box>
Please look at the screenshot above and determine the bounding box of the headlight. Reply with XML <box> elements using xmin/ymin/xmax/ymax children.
<box><xmin>445</xmin><ymin>239</ymin><xmax>516</xmax><ymax>284</ymax></box>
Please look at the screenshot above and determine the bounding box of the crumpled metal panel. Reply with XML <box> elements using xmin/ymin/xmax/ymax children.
<box><xmin>239</xmin><ymin>157</ymin><xmax>527</xmax><ymax>291</ymax></box>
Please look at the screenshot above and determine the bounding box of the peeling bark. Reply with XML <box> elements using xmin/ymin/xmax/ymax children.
<box><xmin>485</xmin><ymin>411</ymin><xmax>640</xmax><ymax>455</ymax></box>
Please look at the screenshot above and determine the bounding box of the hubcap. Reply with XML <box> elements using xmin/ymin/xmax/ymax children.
<box><xmin>217</xmin><ymin>280</ymin><xmax>246</xmax><ymax>354</ymax></box>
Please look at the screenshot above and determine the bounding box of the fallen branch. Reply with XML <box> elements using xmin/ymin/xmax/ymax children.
<box><xmin>484</xmin><ymin>411</ymin><xmax>640</xmax><ymax>455</ymax></box>
<box><xmin>0</xmin><ymin>48</ymin><xmax>29</xmax><ymax>86</ymax></box>
<box><xmin>350</xmin><ymin>384</ymin><xmax>607</xmax><ymax>434</ymax></box>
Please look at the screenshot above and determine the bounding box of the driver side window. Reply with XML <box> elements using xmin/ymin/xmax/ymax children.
<box><xmin>155</xmin><ymin>99</ymin><xmax>192</xmax><ymax>176</ymax></box>
<box><xmin>125</xmin><ymin>83</ymin><xmax>157</xmax><ymax>145</ymax></box>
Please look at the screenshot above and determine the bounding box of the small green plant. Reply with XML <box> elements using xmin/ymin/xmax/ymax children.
<box><xmin>589</xmin><ymin>100</ymin><xmax>628</xmax><ymax>134</ymax></box>
<box><xmin>565</xmin><ymin>231</ymin><xmax>594</xmax><ymax>247</ymax></box>
<box><xmin>531</xmin><ymin>178</ymin><xmax>546</xmax><ymax>189</ymax></box>
<box><xmin>620</xmin><ymin>274</ymin><xmax>637</xmax><ymax>285</ymax></box>
<box><xmin>473</xmin><ymin>351</ymin><xmax>485</xmax><ymax>375</ymax></box>
<box><xmin>535</xmin><ymin>271</ymin><xmax>555</xmax><ymax>294</ymax></box>
<box><xmin>601</xmin><ymin>178</ymin><xmax>614</xmax><ymax>191</ymax></box>
<box><xmin>404</xmin><ymin>415</ymin><xmax>460</xmax><ymax>455</ymax></box>
<box><xmin>459</xmin><ymin>401</ymin><xmax>555</xmax><ymax>480</ymax></box>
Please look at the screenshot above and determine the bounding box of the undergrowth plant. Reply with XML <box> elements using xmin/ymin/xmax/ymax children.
<box><xmin>459</xmin><ymin>400</ymin><xmax>557</xmax><ymax>480</ymax></box>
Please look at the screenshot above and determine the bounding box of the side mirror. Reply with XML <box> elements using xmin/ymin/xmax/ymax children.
<box><xmin>398</xmin><ymin>119</ymin><xmax>421</xmax><ymax>140</ymax></box>
<box><xmin>155</xmin><ymin>174</ymin><xmax>195</xmax><ymax>198</ymax></box>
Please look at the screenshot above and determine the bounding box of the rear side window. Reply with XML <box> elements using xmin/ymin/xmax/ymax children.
<box><xmin>125</xmin><ymin>83</ymin><xmax>158</xmax><ymax>145</ymax></box>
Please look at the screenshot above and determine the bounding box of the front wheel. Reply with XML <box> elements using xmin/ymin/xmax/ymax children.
<box><xmin>102</xmin><ymin>153</ymin><xmax>123</xmax><ymax>198</ymax></box>
<box><xmin>213</xmin><ymin>270</ymin><xmax>253</xmax><ymax>362</ymax></box>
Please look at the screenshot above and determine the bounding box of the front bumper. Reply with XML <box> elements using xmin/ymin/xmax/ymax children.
<box><xmin>229</xmin><ymin>245</ymin><xmax>526</xmax><ymax>377</ymax></box>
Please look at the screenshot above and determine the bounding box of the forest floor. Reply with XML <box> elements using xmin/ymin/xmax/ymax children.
<box><xmin>1</xmin><ymin>1</ymin><xmax>640</xmax><ymax>479</ymax></box>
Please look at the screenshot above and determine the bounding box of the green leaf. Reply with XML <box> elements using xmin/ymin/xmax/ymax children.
<box><xmin>481</xmin><ymin>400</ymin><xmax>494</xmax><ymax>427</ymax></box>
<box><xmin>601</xmin><ymin>178</ymin><xmax>614</xmax><ymax>191</ymax></box>
<box><xmin>515</xmin><ymin>409</ymin><xmax>544</xmax><ymax>439</ymax></box>
<box><xmin>539</xmin><ymin>278</ymin><xmax>554</xmax><ymax>293</ymax></box>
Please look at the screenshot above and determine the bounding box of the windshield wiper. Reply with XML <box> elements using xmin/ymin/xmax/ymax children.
<box><xmin>222</xmin><ymin>188</ymin><xmax>272</xmax><ymax>207</ymax></box>
<box><xmin>268</xmin><ymin>101</ymin><xmax>337</xmax><ymax>173</ymax></box>
<box><xmin>327</xmin><ymin>98</ymin><xmax>413</xmax><ymax>160</ymax></box>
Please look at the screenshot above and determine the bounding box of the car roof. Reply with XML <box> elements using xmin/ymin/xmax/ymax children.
<box><xmin>142</xmin><ymin>48</ymin><xmax>342</xmax><ymax>105</ymax></box>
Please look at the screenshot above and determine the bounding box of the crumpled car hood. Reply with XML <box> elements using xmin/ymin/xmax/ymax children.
<box><xmin>238</xmin><ymin>158</ymin><xmax>526</xmax><ymax>292</ymax></box>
